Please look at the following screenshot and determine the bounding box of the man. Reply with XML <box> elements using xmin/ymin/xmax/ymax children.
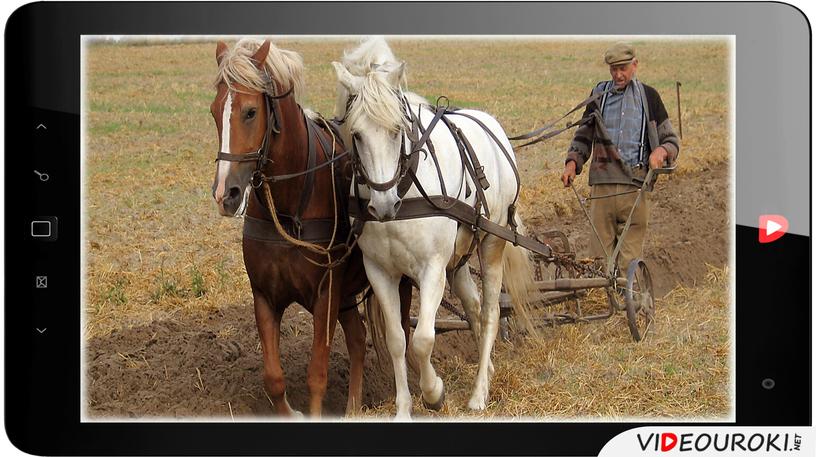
<box><xmin>561</xmin><ymin>42</ymin><xmax>680</xmax><ymax>273</ymax></box>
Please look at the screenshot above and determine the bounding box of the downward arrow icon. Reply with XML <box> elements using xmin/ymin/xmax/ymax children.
<box><xmin>35</xmin><ymin>328</ymin><xmax>47</xmax><ymax>334</ymax></box>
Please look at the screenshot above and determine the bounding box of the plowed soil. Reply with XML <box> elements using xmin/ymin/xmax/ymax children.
<box><xmin>86</xmin><ymin>166</ymin><xmax>729</xmax><ymax>419</ymax></box>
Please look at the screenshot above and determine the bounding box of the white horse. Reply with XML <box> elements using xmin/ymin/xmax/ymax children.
<box><xmin>332</xmin><ymin>38</ymin><xmax>533</xmax><ymax>418</ymax></box>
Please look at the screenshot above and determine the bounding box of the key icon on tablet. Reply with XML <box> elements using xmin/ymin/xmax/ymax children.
<box><xmin>34</xmin><ymin>170</ymin><xmax>50</xmax><ymax>182</ymax></box>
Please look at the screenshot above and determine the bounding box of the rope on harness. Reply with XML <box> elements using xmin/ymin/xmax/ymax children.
<box><xmin>259</xmin><ymin>115</ymin><xmax>354</xmax><ymax>347</ymax></box>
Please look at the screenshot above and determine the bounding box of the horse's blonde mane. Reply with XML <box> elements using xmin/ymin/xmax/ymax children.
<box><xmin>345</xmin><ymin>71</ymin><xmax>408</xmax><ymax>133</ymax></box>
<box><xmin>214</xmin><ymin>38</ymin><xmax>306</xmax><ymax>101</ymax></box>
<box><xmin>339</xmin><ymin>37</ymin><xmax>426</xmax><ymax>133</ymax></box>
<box><xmin>342</xmin><ymin>36</ymin><xmax>402</xmax><ymax>78</ymax></box>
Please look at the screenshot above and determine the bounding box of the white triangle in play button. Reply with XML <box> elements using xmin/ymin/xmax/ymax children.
<box><xmin>766</xmin><ymin>220</ymin><xmax>782</xmax><ymax>235</ymax></box>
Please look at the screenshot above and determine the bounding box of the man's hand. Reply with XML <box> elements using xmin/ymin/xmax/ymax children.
<box><xmin>561</xmin><ymin>161</ymin><xmax>576</xmax><ymax>187</ymax></box>
<box><xmin>649</xmin><ymin>146</ymin><xmax>668</xmax><ymax>170</ymax></box>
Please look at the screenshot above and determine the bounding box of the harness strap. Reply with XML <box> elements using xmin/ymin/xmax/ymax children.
<box><xmin>407</xmin><ymin>104</ymin><xmax>448</xmax><ymax>199</ymax></box>
<box><xmin>296</xmin><ymin>115</ymin><xmax>319</xmax><ymax>234</ymax></box>
<box><xmin>409</xmin><ymin>102</ymin><xmax>448</xmax><ymax>156</ymax></box>
<box><xmin>243</xmin><ymin>214</ymin><xmax>349</xmax><ymax>244</ymax></box>
<box><xmin>253</xmin><ymin>150</ymin><xmax>349</xmax><ymax>185</ymax></box>
<box><xmin>349</xmin><ymin>195</ymin><xmax>553</xmax><ymax>257</ymax></box>
<box><xmin>216</xmin><ymin>151</ymin><xmax>262</xmax><ymax>163</ymax></box>
<box><xmin>313</xmin><ymin>116</ymin><xmax>352</xmax><ymax>237</ymax></box>
<box><xmin>446</xmin><ymin>110</ymin><xmax>522</xmax><ymax>206</ymax></box>
<box><xmin>441</xmin><ymin>116</ymin><xmax>491</xmax><ymax>220</ymax></box>
<box><xmin>452</xmin><ymin>228</ymin><xmax>480</xmax><ymax>275</ymax></box>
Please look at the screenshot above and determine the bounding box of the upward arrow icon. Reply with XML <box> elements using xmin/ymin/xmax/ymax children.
<box><xmin>36</xmin><ymin>124</ymin><xmax>47</xmax><ymax>130</ymax></box>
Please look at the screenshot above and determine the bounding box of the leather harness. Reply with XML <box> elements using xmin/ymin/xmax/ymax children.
<box><xmin>214</xmin><ymin>84</ymin><xmax>351</xmax><ymax>247</ymax></box>
<box><xmin>217</xmin><ymin>84</ymin><xmax>562</xmax><ymax>288</ymax></box>
<box><xmin>344</xmin><ymin>94</ymin><xmax>556</xmax><ymax>270</ymax></box>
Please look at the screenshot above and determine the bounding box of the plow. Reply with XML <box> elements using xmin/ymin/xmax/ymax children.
<box><xmin>411</xmin><ymin>165</ymin><xmax>674</xmax><ymax>343</ymax></box>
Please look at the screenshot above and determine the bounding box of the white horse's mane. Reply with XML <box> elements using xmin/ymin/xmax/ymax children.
<box><xmin>214</xmin><ymin>38</ymin><xmax>306</xmax><ymax>102</ymax></box>
<box><xmin>337</xmin><ymin>36</ymin><xmax>427</xmax><ymax>133</ymax></box>
<box><xmin>341</xmin><ymin>36</ymin><xmax>401</xmax><ymax>77</ymax></box>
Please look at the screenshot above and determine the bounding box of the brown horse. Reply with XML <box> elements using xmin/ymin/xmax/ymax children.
<box><xmin>209</xmin><ymin>39</ymin><xmax>387</xmax><ymax>417</ymax></box>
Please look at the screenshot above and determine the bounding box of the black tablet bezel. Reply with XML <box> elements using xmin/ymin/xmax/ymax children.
<box><xmin>4</xmin><ymin>2</ymin><xmax>811</xmax><ymax>455</ymax></box>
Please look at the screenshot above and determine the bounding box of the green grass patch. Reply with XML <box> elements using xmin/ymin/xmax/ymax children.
<box><xmin>189</xmin><ymin>265</ymin><xmax>206</xmax><ymax>298</ymax></box>
<box><xmin>90</xmin><ymin>122</ymin><xmax>124</xmax><ymax>135</ymax></box>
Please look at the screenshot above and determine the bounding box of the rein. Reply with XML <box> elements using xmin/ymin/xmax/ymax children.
<box><xmin>508</xmin><ymin>85</ymin><xmax>615</xmax><ymax>148</ymax></box>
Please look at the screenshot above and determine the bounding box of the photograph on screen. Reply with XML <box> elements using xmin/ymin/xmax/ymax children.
<box><xmin>81</xmin><ymin>35</ymin><xmax>733</xmax><ymax>422</ymax></box>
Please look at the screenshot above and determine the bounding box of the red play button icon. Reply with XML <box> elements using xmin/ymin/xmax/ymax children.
<box><xmin>759</xmin><ymin>215</ymin><xmax>788</xmax><ymax>243</ymax></box>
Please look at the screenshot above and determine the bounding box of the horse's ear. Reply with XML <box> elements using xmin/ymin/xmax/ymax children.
<box><xmin>386</xmin><ymin>61</ymin><xmax>407</xmax><ymax>87</ymax></box>
<box><xmin>216</xmin><ymin>41</ymin><xmax>228</xmax><ymax>66</ymax></box>
<box><xmin>332</xmin><ymin>61</ymin><xmax>360</xmax><ymax>92</ymax></box>
<box><xmin>251</xmin><ymin>40</ymin><xmax>271</xmax><ymax>69</ymax></box>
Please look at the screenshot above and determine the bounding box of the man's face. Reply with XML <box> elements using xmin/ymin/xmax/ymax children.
<box><xmin>609</xmin><ymin>59</ymin><xmax>638</xmax><ymax>89</ymax></box>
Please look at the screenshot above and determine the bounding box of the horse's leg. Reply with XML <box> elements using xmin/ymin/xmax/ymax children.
<box><xmin>306</xmin><ymin>276</ymin><xmax>341</xmax><ymax>417</ymax></box>
<box><xmin>399</xmin><ymin>276</ymin><xmax>413</xmax><ymax>349</ymax></box>
<box><xmin>365</xmin><ymin>260</ymin><xmax>412</xmax><ymax>419</ymax></box>
<box><xmin>468</xmin><ymin>235</ymin><xmax>506</xmax><ymax>411</ymax></box>
<box><xmin>412</xmin><ymin>264</ymin><xmax>447</xmax><ymax>411</ymax></box>
<box><xmin>451</xmin><ymin>266</ymin><xmax>494</xmax><ymax>377</ymax></box>
<box><xmin>253</xmin><ymin>291</ymin><xmax>300</xmax><ymax>416</ymax></box>
<box><xmin>338</xmin><ymin>305</ymin><xmax>366</xmax><ymax>416</ymax></box>
<box><xmin>399</xmin><ymin>276</ymin><xmax>420</xmax><ymax>373</ymax></box>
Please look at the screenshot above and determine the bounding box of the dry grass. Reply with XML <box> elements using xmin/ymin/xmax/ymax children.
<box><xmin>85</xmin><ymin>38</ymin><xmax>730</xmax><ymax>418</ymax></box>
<box><xmin>360</xmin><ymin>265</ymin><xmax>730</xmax><ymax>420</ymax></box>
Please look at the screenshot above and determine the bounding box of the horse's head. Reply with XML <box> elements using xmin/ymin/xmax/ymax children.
<box><xmin>211</xmin><ymin>40</ymin><xmax>273</xmax><ymax>216</ymax></box>
<box><xmin>333</xmin><ymin>60</ymin><xmax>408</xmax><ymax>221</ymax></box>
<box><xmin>211</xmin><ymin>39</ymin><xmax>304</xmax><ymax>217</ymax></box>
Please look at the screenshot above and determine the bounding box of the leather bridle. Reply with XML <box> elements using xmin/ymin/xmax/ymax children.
<box><xmin>213</xmin><ymin>83</ymin><xmax>293</xmax><ymax>183</ymax></box>
<box><xmin>345</xmin><ymin>91</ymin><xmax>423</xmax><ymax>195</ymax></box>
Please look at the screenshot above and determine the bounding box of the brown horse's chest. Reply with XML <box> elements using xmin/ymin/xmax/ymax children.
<box><xmin>241</xmin><ymin>237</ymin><xmax>367</xmax><ymax>312</ymax></box>
<box><xmin>242</xmin><ymin>238</ymin><xmax>323</xmax><ymax>311</ymax></box>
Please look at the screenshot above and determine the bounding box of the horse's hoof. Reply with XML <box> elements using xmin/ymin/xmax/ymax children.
<box><xmin>467</xmin><ymin>397</ymin><xmax>486</xmax><ymax>411</ymax></box>
<box><xmin>467</xmin><ymin>389</ymin><xmax>487</xmax><ymax>411</ymax></box>
<box><xmin>394</xmin><ymin>413</ymin><xmax>413</xmax><ymax>422</ymax></box>
<box><xmin>422</xmin><ymin>384</ymin><xmax>446</xmax><ymax>411</ymax></box>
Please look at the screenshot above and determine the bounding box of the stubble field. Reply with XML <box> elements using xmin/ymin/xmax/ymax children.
<box><xmin>85</xmin><ymin>38</ymin><xmax>731</xmax><ymax>420</ymax></box>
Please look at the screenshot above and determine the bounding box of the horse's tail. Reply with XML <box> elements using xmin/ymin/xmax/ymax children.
<box><xmin>501</xmin><ymin>210</ymin><xmax>539</xmax><ymax>338</ymax></box>
<box><xmin>363</xmin><ymin>291</ymin><xmax>389</xmax><ymax>368</ymax></box>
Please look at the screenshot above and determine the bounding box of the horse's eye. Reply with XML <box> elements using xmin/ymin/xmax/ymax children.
<box><xmin>246</xmin><ymin>108</ymin><xmax>257</xmax><ymax>120</ymax></box>
<box><xmin>352</xmin><ymin>132</ymin><xmax>362</xmax><ymax>143</ymax></box>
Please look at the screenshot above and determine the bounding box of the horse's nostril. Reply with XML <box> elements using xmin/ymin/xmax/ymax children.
<box><xmin>228</xmin><ymin>187</ymin><xmax>242</xmax><ymax>201</ymax></box>
<box><xmin>393</xmin><ymin>200</ymin><xmax>402</xmax><ymax>214</ymax></box>
<box><xmin>367</xmin><ymin>204</ymin><xmax>379</xmax><ymax>219</ymax></box>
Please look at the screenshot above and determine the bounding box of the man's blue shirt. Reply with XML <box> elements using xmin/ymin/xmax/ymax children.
<box><xmin>600</xmin><ymin>79</ymin><xmax>645</xmax><ymax>166</ymax></box>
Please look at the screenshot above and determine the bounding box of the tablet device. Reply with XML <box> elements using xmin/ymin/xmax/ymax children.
<box><xmin>4</xmin><ymin>2</ymin><xmax>811</xmax><ymax>455</ymax></box>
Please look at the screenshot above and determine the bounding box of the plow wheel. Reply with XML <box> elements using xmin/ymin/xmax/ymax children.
<box><xmin>624</xmin><ymin>259</ymin><xmax>655</xmax><ymax>342</ymax></box>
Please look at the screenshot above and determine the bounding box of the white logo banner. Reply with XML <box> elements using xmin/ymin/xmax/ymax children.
<box><xmin>600</xmin><ymin>427</ymin><xmax>814</xmax><ymax>456</ymax></box>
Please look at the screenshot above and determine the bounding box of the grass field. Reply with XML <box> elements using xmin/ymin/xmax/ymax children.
<box><xmin>84</xmin><ymin>37</ymin><xmax>731</xmax><ymax>419</ymax></box>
